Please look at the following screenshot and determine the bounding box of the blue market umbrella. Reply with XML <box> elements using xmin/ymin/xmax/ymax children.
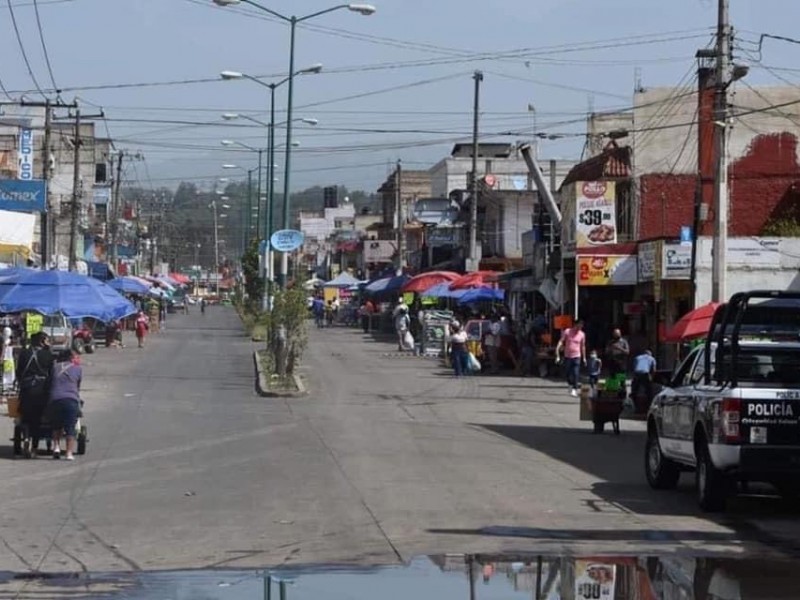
<box><xmin>108</xmin><ymin>276</ymin><xmax>151</xmax><ymax>295</ymax></box>
<box><xmin>421</xmin><ymin>282</ymin><xmax>468</xmax><ymax>299</ymax></box>
<box><xmin>364</xmin><ymin>275</ymin><xmax>409</xmax><ymax>295</ymax></box>
<box><xmin>457</xmin><ymin>287</ymin><xmax>505</xmax><ymax>305</ymax></box>
<box><xmin>0</xmin><ymin>270</ymin><xmax>136</xmax><ymax>322</ymax></box>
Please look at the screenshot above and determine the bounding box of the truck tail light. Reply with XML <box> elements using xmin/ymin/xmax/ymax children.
<box><xmin>722</xmin><ymin>397</ymin><xmax>741</xmax><ymax>443</ymax></box>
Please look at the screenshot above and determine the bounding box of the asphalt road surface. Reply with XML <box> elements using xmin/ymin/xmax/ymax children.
<box><xmin>1</xmin><ymin>307</ymin><xmax>799</xmax><ymax>577</ymax></box>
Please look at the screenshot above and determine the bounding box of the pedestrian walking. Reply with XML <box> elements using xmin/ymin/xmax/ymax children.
<box><xmin>394</xmin><ymin>306</ymin><xmax>411</xmax><ymax>351</ymax></box>
<box><xmin>555</xmin><ymin>319</ymin><xmax>586</xmax><ymax>396</ymax></box>
<box><xmin>135</xmin><ymin>311</ymin><xmax>149</xmax><ymax>348</ymax></box>
<box><xmin>484</xmin><ymin>314</ymin><xmax>502</xmax><ymax>374</ymax></box>
<box><xmin>184</xmin><ymin>296</ymin><xmax>190</xmax><ymax>314</ymax></box>
<box><xmin>15</xmin><ymin>332</ymin><xmax>53</xmax><ymax>456</ymax></box>
<box><xmin>159</xmin><ymin>298</ymin><xmax>167</xmax><ymax>331</ymax></box>
<box><xmin>605</xmin><ymin>328</ymin><xmax>630</xmax><ymax>377</ymax></box>
<box><xmin>588</xmin><ymin>349</ymin><xmax>603</xmax><ymax>389</ymax></box>
<box><xmin>200</xmin><ymin>297</ymin><xmax>206</xmax><ymax>314</ymax></box>
<box><xmin>312</xmin><ymin>297</ymin><xmax>325</xmax><ymax>328</ymax></box>
<box><xmin>630</xmin><ymin>349</ymin><xmax>656</xmax><ymax>403</ymax></box>
<box><xmin>47</xmin><ymin>349</ymin><xmax>82</xmax><ymax>461</ymax></box>
<box><xmin>449</xmin><ymin>322</ymin><xmax>468</xmax><ymax>377</ymax></box>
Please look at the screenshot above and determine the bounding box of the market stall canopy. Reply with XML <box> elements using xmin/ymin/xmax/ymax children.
<box><xmin>169</xmin><ymin>273</ymin><xmax>191</xmax><ymax>285</ymax></box>
<box><xmin>144</xmin><ymin>275</ymin><xmax>176</xmax><ymax>291</ymax></box>
<box><xmin>663</xmin><ymin>302</ymin><xmax>722</xmax><ymax>343</ymax></box>
<box><xmin>401</xmin><ymin>271</ymin><xmax>460</xmax><ymax>293</ymax></box>
<box><xmin>0</xmin><ymin>270</ymin><xmax>136</xmax><ymax>321</ymax></box>
<box><xmin>457</xmin><ymin>287</ymin><xmax>505</xmax><ymax>305</ymax></box>
<box><xmin>324</xmin><ymin>272</ymin><xmax>360</xmax><ymax>288</ymax></box>
<box><xmin>449</xmin><ymin>271</ymin><xmax>500</xmax><ymax>290</ymax></box>
<box><xmin>421</xmin><ymin>282</ymin><xmax>468</xmax><ymax>299</ymax></box>
<box><xmin>364</xmin><ymin>275</ymin><xmax>409</xmax><ymax>295</ymax></box>
<box><xmin>108</xmin><ymin>276</ymin><xmax>151</xmax><ymax>295</ymax></box>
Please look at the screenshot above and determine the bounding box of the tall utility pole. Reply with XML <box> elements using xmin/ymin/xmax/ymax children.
<box><xmin>110</xmin><ymin>151</ymin><xmax>124</xmax><ymax>271</ymax></box>
<box><xmin>712</xmin><ymin>0</ymin><xmax>731</xmax><ymax>302</ymax></box>
<box><xmin>395</xmin><ymin>160</ymin><xmax>404</xmax><ymax>276</ymax></box>
<box><xmin>68</xmin><ymin>108</ymin><xmax>81</xmax><ymax>271</ymax></box>
<box><xmin>467</xmin><ymin>70</ymin><xmax>483</xmax><ymax>272</ymax></box>
<box><xmin>41</xmin><ymin>100</ymin><xmax>52</xmax><ymax>267</ymax></box>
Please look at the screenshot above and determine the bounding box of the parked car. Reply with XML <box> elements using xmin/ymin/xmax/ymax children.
<box><xmin>41</xmin><ymin>314</ymin><xmax>73</xmax><ymax>351</ymax></box>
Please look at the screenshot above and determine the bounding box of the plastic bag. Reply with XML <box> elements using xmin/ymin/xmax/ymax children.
<box><xmin>402</xmin><ymin>331</ymin><xmax>415</xmax><ymax>350</ymax></box>
<box><xmin>467</xmin><ymin>352</ymin><xmax>482</xmax><ymax>373</ymax></box>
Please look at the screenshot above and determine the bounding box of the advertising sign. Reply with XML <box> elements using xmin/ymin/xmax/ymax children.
<box><xmin>578</xmin><ymin>255</ymin><xmax>637</xmax><ymax>286</ymax></box>
<box><xmin>363</xmin><ymin>240</ymin><xmax>396</xmax><ymax>263</ymax></box>
<box><xmin>576</xmin><ymin>181</ymin><xmax>617</xmax><ymax>248</ymax></box>
<box><xmin>0</xmin><ymin>179</ymin><xmax>47</xmax><ymax>213</ymax></box>
<box><xmin>17</xmin><ymin>129</ymin><xmax>34</xmax><ymax>181</ymax></box>
<box><xmin>270</xmin><ymin>229</ymin><xmax>305</xmax><ymax>252</ymax></box>
<box><xmin>662</xmin><ymin>241</ymin><xmax>692</xmax><ymax>279</ymax></box>
<box><xmin>574</xmin><ymin>560</ymin><xmax>616</xmax><ymax>600</ymax></box>
<box><xmin>637</xmin><ymin>241</ymin><xmax>658</xmax><ymax>282</ymax></box>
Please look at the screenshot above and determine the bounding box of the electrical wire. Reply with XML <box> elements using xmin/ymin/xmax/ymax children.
<box><xmin>5</xmin><ymin>0</ymin><xmax>47</xmax><ymax>98</ymax></box>
<box><xmin>32</xmin><ymin>0</ymin><xmax>59</xmax><ymax>91</ymax></box>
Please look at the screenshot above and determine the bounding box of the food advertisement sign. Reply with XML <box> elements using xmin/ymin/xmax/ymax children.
<box><xmin>576</xmin><ymin>181</ymin><xmax>617</xmax><ymax>248</ymax></box>
<box><xmin>574</xmin><ymin>560</ymin><xmax>616</xmax><ymax>600</ymax></box>
<box><xmin>578</xmin><ymin>255</ymin><xmax>638</xmax><ymax>286</ymax></box>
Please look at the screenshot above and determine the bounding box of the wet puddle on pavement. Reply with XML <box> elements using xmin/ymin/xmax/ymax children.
<box><xmin>1</xmin><ymin>553</ymin><xmax>798</xmax><ymax>599</ymax></box>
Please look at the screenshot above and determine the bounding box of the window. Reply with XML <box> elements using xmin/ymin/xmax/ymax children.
<box><xmin>95</xmin><ymin>163</ymin><xmax>107</xmax><ymax>183</ymax></box>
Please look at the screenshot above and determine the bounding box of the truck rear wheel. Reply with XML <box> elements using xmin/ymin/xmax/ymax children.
<box><xmin>696</xmin><ymin>439</ymin><xmax>728</xmax><ymax>512</ymax></box>
<box><xmin>645</xmin><ymin>426</ymin><xmax>680</xmax><ymax>489</ymax></box>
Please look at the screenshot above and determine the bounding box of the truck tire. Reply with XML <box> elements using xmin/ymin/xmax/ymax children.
<box><xmin>72</xmin><ymin>338</ymin><xmax>85</xmax><ymax>354</ymax></box>
<box><xmin>645</xmin><ymin>425</ymin><xmax>680</xmax><ymax>489</ymax></box>
<box><xmin>696</xmin><ymin>438</ymin><xmax>728</xmax><ymax>512</ymax></box>
<box><xmin>84</xmin><ymin>342</ymin><xmax>95</xmax><ymax>354</ymax></box>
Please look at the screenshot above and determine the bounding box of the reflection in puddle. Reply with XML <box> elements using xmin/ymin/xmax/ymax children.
<box><xmin>1</xmin><ymin>554</ymin><xmax>798</xmax><ymax>599</ymax></box>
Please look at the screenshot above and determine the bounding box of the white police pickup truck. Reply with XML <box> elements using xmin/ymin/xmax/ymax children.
<box><xmin>645</xmin><ymin>291</ymin><xmax>800</xmax><ymax>511</ymax></box>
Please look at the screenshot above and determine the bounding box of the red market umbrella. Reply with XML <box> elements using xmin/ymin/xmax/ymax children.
<box><xmin>401</xmin><ymin>271</ymin><xmax>460</xmax><ymax>293</ymax></box>
<box><xmin>170</xmin><ymin>272</ymin><xmax>191</xmax><ymax>285</ymax></box>
<box><xmin>449</xmin><ymin>270</ymin><xmax>500</xmax><ymax>290</ymax></box>
<box><xmin>663</xmin><ymin>302</ymin><xmax>722</xmax><ymax>343</ymax></box>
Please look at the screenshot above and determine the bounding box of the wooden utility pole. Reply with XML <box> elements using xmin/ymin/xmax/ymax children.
<box><xmin>467</xmin><ymin>71</ymin><xmax>483</xmax><ymax>272</ymax></box>
<box><xmin>68</xmin><ymin>108</ymin><xmax>81</xmax><ymax>271</ymax></box>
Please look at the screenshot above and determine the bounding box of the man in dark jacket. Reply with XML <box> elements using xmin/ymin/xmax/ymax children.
<box><xmin>15</xmin><ymin>332</ymin><xmax>54</xmax><ymax>456</ymax></box>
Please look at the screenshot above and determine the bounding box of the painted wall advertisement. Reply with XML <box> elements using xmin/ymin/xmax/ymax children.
<box><xmin>576</xmin><ymin>180</ymin><xmax>617</xmax><ymax>248</ymax></box>
<box><xmin>574</xmin><ymin>560</ymin><xmax>616</xmax><ymax>600</ymax></box>
<box><xmin>578</xmin><ymin>255</ymin><xmax>638</xmax><ymax>286</ymax></box>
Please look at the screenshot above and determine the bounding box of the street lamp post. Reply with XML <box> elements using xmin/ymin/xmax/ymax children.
<box><xmin>214</xmin><ymin>0</ymin><xmax>376</xmax><ymax>286</ymax></box>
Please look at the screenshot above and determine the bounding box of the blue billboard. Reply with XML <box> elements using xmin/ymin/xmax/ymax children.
<box><xmin>0</xmin><ymin>179</ymin><xmax>47</xmax><ymax>213</ymax></box>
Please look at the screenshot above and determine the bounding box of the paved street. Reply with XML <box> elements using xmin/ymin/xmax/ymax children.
<box><xmin>0</xmin><ymin>307</ymin><xmax>799</xmax><ymax>578</ymax></box>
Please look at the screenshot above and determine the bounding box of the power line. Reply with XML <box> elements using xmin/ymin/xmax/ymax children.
<box><xmin>5</xmin><ymin>0</ymin><xmax>47</xmax><ymax>98</ymax></box>
<box><xmin>32</xmin><ymin>0</ymin><xmax>59</xmax><ymax>91</ymax></box>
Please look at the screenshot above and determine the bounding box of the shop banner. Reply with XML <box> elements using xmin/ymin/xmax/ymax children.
<box><xmin>574</xmin><ymin>560</ymin><xmax>616</xmax><ymax>600</ymax></box>
<box><xmin>0</xmin><ymin>179</ymin><xmax>46</xmax><ymax>213</ymax></box>
<box><xmin>578</xmin><ymin>255</ymin><xmax>637</xmax><ymax>286</ymax></box>
<box><xmin>17</xmin><ymin>128</ymin><xmax>34</xmax><ymax>181</ymax></box>
<box><xmin>576</xmin><ymin>181</ymin><xmax>617</xmax><ymax>248</ymax></box>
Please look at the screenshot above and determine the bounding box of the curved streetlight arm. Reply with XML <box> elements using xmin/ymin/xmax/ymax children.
<box><xmin>297</xmin><ymin>4</ymin><xmax>350</xmax><ymax>22</ymax></box>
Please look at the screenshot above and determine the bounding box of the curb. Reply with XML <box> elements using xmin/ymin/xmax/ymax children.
<box><xmin>253</xmin><ymin>350</ymin><xmax>308</xmax><ymax>398</ymax></box>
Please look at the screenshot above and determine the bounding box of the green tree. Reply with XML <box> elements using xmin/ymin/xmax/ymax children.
<box><xmin>241</xmin><ymin>238</ymin><xmax>263</xmax><ymax>309</ymax></box>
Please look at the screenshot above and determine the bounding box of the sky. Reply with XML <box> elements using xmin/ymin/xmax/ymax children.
<box><xmin>1</xmin><ymin>0</ymin><xmax>800</xmax><ymax>194</ymax></box>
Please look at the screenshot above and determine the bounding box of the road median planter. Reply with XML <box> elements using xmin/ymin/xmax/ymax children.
<box><xmin>254</xmin><ymin>350</ymin><xmax>307</xmax><ymax>398</ymax></box>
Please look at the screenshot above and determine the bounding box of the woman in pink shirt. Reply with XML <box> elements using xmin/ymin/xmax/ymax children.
<box><xmin>556</xmin><ymin>319</ymin><xmax>587</xmax><ymax>396</ymax></box>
